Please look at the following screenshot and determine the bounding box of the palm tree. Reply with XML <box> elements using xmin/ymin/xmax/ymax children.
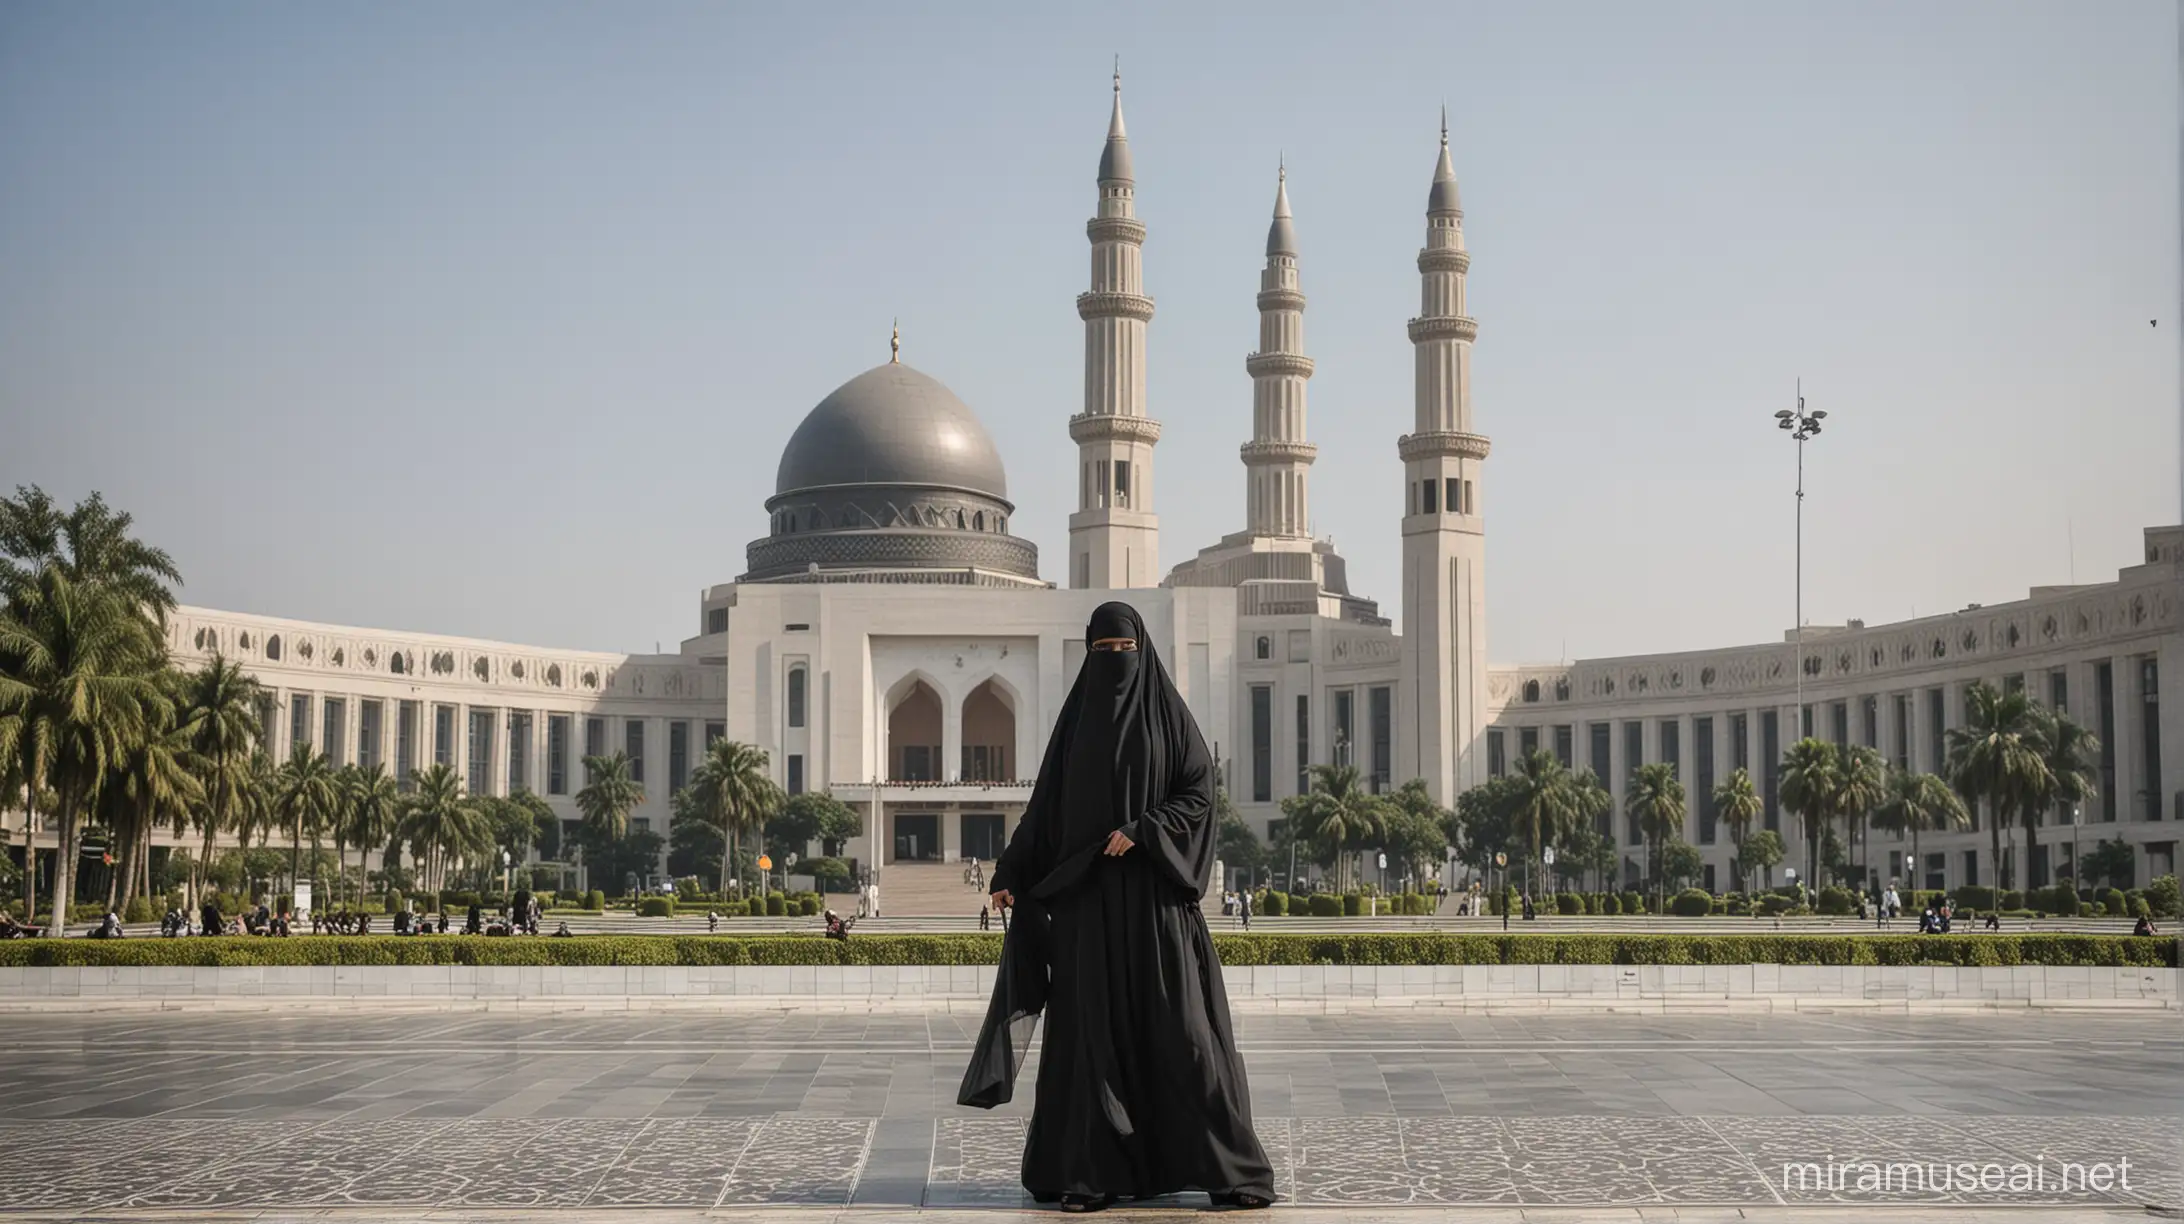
<box><xmin>683</xmin><ymin>740</ymin><xmax>777</xmax><ymax>896</ymax></box>
<box><xmin>0</xmin><ymin>563</ymin><xmax>167</xmax><ymax>934</ymax></box>
<box><xmin>574</xmin><ymin>751</ymin><xmax>646</xmax><ymax>891</ymax></box>
<box><xmin>2029</xmin><ymin>705</ymin><xmax>2100</xmax><ymax>887</ymax></box>
<box><xmin>1280</xmin><ymin>763</ymin><xmax>1384</xmax><ymax>892</ymax></box>
<box><xmin>1946</xmin><ymin>682</ymin><xmax>2050</xmax><ymax>893</ymax></box>
<box><xmin>1712</xmin><ymin>767</ymin><xmax>1763</xmax><ymax>891</ymax></box>
<box><xmin>0</xmin><ymin>487</ymin><xmax>182</xmax><ymax>625</ymax></box>
<box><xmin>1836</xmin><ymin>745</ymin><xmax>1887</xmax><ymax>892</ymax></box>
<box><xmin>1504</xmin><ymin>749</ymin><xmax>1577</xmax><ymax>899</ymax></box>
<box><xmin>1625</xmin><ymin>761</ymin><xmax>1686</xmax><ymax>913</ymax></box>
<box><xmin>93</xmin><ymin>676</ymin><xmax>201</xmax><ymax>913</ymax></box>
<box><xmin>1569</xmin><ymin>768</ymin><xmax>1615</xmax><ymax>892</ymax></box>
<box><xmin>400</xmin><ymin>763</ymin><xmax>487</xmax><ymax>893</ymax></box>
<box><xmin>1777</xmin><ymin>738</ymin><xmax>1840</xmax><ymax>901</ymax></box>
<box><xmin>273</xmin><ymin>747</ymin><xmax>337</xmax><ymax>904</ymax></box>
<box><xmin>338</xmin><ymin>763</ymin><xmax>400</xmax><ymax>905</ymax></box>
<box><xmin>176</xmin><ymin>655</ymin><xmax>264</xmax><ymax>907</ymax></box>
<box><xmin>1869</xmin><ymin>768</ymin><xmax>1968</xmax><ymax>890</ymax></box>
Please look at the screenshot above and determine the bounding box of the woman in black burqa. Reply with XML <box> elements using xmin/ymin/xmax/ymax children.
<box><xmin>961</xmin><ymin>600</ymin><xmax>1274</xmax><ymax>1212</ymax></box>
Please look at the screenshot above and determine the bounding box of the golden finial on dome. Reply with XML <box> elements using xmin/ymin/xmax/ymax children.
<box><xmin>890</xmin><ymin>318</ymin><xmax>900</xmax><ymax>363</ymax></box>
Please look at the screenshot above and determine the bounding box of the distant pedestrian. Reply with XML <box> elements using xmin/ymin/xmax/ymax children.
<box><xmin>1238</xmin><ymin>890</ymin><xmax>1253</xmax><ymax>931</ymax></box>
<box><xmin>707</xmin><ymin>909</ymin><xmax>720</xmax><ymax>933</ymax></box>
<box><xmin>979</xmin><ymin>904</ymin><xmax>991</xmax><ymax>931</ymax></box>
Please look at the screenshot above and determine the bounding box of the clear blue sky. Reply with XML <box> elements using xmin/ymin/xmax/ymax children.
<box><xmin>1</xmin><ymin>1</ymin><xmax>2175</xmax><ymax>662</ymax></box>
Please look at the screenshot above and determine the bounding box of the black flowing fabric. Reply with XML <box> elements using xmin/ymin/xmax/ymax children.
<box><xmin>959</xmin><ymin>600</ymin><xmax>1274</xmax><ymax>1202</ymax></box>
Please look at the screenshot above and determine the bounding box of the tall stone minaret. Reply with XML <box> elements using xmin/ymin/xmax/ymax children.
<box><xmin>1068</xmin><ymin>66</ymin><xmax>1160</xmax><ymax>590</ymax></box>
<box><xmin>1241</xmin><ymin>161</ymin><xmax>1317</xmax><ymax>538</ymax></box>
<box><xmin>1395</xmin><ymin>112</ymin><xmax>1491</xmax><ymax>806</ymax></box>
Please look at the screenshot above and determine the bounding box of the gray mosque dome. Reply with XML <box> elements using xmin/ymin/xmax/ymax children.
<box><xmin>775</xmin><ymin>362</ymin><xmax>1009</xmax><ymax>498</ymax></box>
<box><xmin>743</xmin><ymin>358</ymin><xmax>1041</xmax><ymax>586</ymax></box>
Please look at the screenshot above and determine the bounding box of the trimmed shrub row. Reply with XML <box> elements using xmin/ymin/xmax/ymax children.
<box><xmin>0</xmin><ymin>932</ymin><xmax>2168</xmax><ymax>969</ymax></box>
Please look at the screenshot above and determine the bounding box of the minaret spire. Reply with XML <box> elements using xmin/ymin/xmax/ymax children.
<box><xmin>890</xmin><ymin>318</ymin><xmax>900</xmax><ymax>363</ymax></box>
<box><xmin>1070</xmin><ymin>67</ymin><xmax>1159</xmax><ymax>589</ymax></box>
<box><xmin>1242</xmin><ymin>159</ymin><xmax>1314</xmax><ymax>538</ymax></box>
<box><xmin>1396</xmin><ymin>113</ymin><xmax>1490</xmax><ymax>806</ymax></box>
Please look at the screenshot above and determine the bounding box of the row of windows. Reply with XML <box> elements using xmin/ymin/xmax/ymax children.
<box><xmin>1410</xmin><ymin>476</ymin><xmax>1475</xmax><ymax>517</ymax></box>
<box><xmin>1247</xmin><ymin>683</ymin><xmax>1393</xmax><ymax>803</ymax></box>
<box><xmin>1083</xmin><ymin>458</ymin><xmax>1134</xmax><ymax>511</ymax></box>
<box><xmin>267</xmin><ymin>696</ymin><xmax>727</xmax><ymax>803</ymax></box>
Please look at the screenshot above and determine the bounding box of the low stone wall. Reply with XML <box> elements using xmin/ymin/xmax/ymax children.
<box><xmin>0</xmin><ymin>963</ymin><xmax>2174</xmax><ymax>1012</ymax></box>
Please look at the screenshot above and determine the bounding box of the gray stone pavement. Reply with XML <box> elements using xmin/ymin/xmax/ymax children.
<box><xmin>0</xmin><ymin>1011</ymin><xmax>2175</xmax><ymax>1216</ymax></box>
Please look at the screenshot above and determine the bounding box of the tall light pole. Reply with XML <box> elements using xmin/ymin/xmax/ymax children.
<box><xmin>1775</xmin><ymin>383</ymin><xmax>1826</xmax><ymax>899</ymax></box>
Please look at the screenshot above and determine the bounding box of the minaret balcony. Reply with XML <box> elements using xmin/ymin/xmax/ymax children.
<box><xmin>1244</xmin><ymin>351</ymin><xmax>1315</xmax><ymax>379</ymax></box>
<box><xmin>1416</xmin><ymin>248</ymin><xmax>1470</xmax><ymax>274</ymax></box>
<box><xmin>1069</xmin><ymin>412</ymin><xmax>1164</xmax><ymax>444</ymax></box>
<box><xmin>1406</xmin><ymin>315</ymin><xmax>1478</xmax><ymax>344</ymax></box>
<box><xmin>1077</xmin><ymin>291</ymin><xmax>1156</xmax><ymax>322</ymax></box>
<box><xmin>1086</xmin><ymin>217</ymin><xmax>1148</xmax><ymax>244</ymax></box>
<box><xmin>1397</xmin><ymin>430</ymin><xmax>1492</xmax><ymax>462</ymax></box>
<box><xmin>1240</xmin><ymin>440</ymin><xmax>1318</xmax><ymax>465</ymax></box>
<box><xmin>1254</xmin><ymin>287</ymin><xmax>1306</xmax><ymax>312</ymax></box>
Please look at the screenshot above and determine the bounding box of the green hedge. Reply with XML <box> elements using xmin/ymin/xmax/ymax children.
<box><xmin>2</xmin><ymin>932</ymin><xmax>2169</xmax><ymax>969</ymax></box>
<box><xmin>636</xmin><ymin>897</ymin><xmax>676</xmax><ymax>918</ymax></box>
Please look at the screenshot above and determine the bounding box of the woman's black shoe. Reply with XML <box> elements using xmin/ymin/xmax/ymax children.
<box><xmin>1059</xmin><ymin>1193</ymin><xmax>1113</xmax><ymax>1213</ymax></box>
<box><xmin>1211</xmin><ymin>1191</ymin><xmax>1274</xmax><ymax>1210</ymax></box>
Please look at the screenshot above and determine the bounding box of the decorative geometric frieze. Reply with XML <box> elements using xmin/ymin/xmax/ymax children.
<box><xmin>1245</xmin><ymin>351</ymin><xmax>1316</xmax><ymax>379</ymax></box>
<box><xmin>1397</xmin><ymin>431</ymin><xmax>1493</xmax><ymax>462</ymax></box>
<box><xmin>1416</xmin><ymin>247</ymin><xmax>1470</xmax><ymax>274</ymax></box>
<box><xmin>1085</xmin><ymin>216</ymin><xmax>1146</xmax><ymax>245</ymax></box>
<box><xmin>1067</xmin><ymin>412</ymin><xmax>1163</xmax><ymax>445</ymax></box>
<box><xmin>1406</xmin><ymin>315</ymin><xmax>1478</xmax><ymax>344</ymax></box>
<box><xmin>1255</xmin><ymin>287</ymin><xmax>1306</xmax><ymax>313</ymax></box>
<box><xmin>1240</xmin><ymin>440</ymin><xmax>1319</xmax><ymax>465</ymax></box>
<box><xmin>1075</xmin><ymin>291</ymin><xmax>1155</xmax><ymax>322</ymax></box>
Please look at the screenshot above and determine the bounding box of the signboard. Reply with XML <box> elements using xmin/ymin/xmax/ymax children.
<box><xmin>293</xmin><ymin>881</ymin><xmax>312</xmax><ymax>923</ymax></box>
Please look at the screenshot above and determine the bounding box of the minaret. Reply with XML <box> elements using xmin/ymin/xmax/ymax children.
<box><xmin>1241</xmin><ymin>160</ymin><xmax>1317</xmax><ymax>538</ymax></box>
<box><xmin>1068</xmin><ymin>64</ymin><xmax>1160</xmax><ymax>590</ymax></box>
<box><xmin>1395</xmin><ymin>111</ymin><xmax>1491</xmax><ymax>805</ymax></box>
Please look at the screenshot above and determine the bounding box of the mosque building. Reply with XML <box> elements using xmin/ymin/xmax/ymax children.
<box><xmin>88</xmin><ymin>76</ymin><xmax>2181</xmax><ymax>902</ymax></box>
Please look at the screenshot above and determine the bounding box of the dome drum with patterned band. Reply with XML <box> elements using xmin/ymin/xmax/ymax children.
<box><xmin>743</xmin><ymin>362</ymin><xmax>1041</xmax><ymax>585</ymax></box>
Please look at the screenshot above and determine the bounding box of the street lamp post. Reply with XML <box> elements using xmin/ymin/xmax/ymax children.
<box><xmin>1775</xmin><ymin>384</ymin><xmax>1827</xmax><ymax>902</ymax></box>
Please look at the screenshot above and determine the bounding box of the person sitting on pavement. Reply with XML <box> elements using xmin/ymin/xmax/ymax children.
<box><xmin>1984</xmin><ymin>910</ymin><xmax>2001</xmax><ymax>931</ymax></box>
<box><xmin>2134</xmin><ymin>914</ymin><xmax>2159</xmax><ymax>936</ymax></box>
<box><xmin>393</xmin><ymin>910</ymin><xmax>412</xmax><ymax>936</ymax></box>
<box><xmin>1917</xmin><ymin>906</ymin><xmax>1937</xmax><ymax>934</ymax></box>
<box><xmin>824</xmin><ymin>910</ymin><xmax>853</xmax><ymax>942</ymax></box>
<box><xmin>90</xmin><ymin>911</ymin><xmax>122</xmax><ymax>939</ymax></box>
<box><xmin>465</xmin><ymin>904</ymin><xmax>482</xmax><ymax>935</ymax></box>
<box><xmin>552</xmin><ymin>920</ymin><xmax>574</xmax><ymax>937</ymax></box>
<box><xmin>708</xmin><ymin>909</ymin><xmax>720</xmax><ymax>933</ymax></box>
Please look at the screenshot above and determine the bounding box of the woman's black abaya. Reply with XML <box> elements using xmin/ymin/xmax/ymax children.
<box><xmin>959</xmin><ymin>600</ymin><xmax>1274</xmax><ymax>1204</ymax></box>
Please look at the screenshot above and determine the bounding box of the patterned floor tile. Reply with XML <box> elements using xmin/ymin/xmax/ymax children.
<box><xmin>718</xmin><ymin>1115</ymin><xmax>875</xmax><ymax>1204</ymax></box>
<box><xmin>583</xmin><ymin>1117</ymin><xmax>760</xmax><ymax>1206</ymax></box>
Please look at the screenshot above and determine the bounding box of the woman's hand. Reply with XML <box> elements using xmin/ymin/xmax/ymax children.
<box><xmin>990</xmin><ymin>889</ymin><xmax>1013</xmax><ymax>909</ymax></box>
<box><xmin>1103</xmin><ymin>828</ymin><xmax>1135</xmax><ymax>856</ymax></box>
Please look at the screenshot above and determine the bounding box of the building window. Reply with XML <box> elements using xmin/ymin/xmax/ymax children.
<box><xmin>2005</xmin><ymin>673</ymin><xmax>2026</xmax><ymax>695</ymax></box>
<box><xmin>2095</xmin><ymin>663</ymin><xmax>2116</xmax><ymax>821</ymax></box>
<box><xmin>433</xmin><ymin>705</ymin><xmax>455</xmax><ymax>768</ymax></box>
<box><xmin>584</xmin><ymin>717</ymin><xmax>605</xmax><ymax>782</ymax></box>
<box><xmin>631</xmin><ymin>817</ymin><xmax>650</xmax><ymax>836</ymax></box>
<box><xmin>1760</xmin><ymin>711</ymin><xmax>1781</xmax><ymax>832</ymax></box>
<box><xmin>706</xmin><ymin>607</ymin><xmax>728</xmax><ymax>635</ymax></box>
<box><xmin>1861</xmin><ymin>696</ymin><xmax>1878</xmax><ymax>748</ymax></box>
<box><xmin>625</xmin><ymin>720</ymin><xmax>646</xmax><ymax>784</ymax></box>
<box><xmin>507</xmin><ymin>711</ymin><xmax>531</xmax><ymax>794</ymax></box>
<box><xmin>1444</xmin><ymin>476</ymin><xmax>1461</xmax><ymax>514</ymax></box>
<box><xmin>1463</xmin><ymin>480</ymin><xmax>1474</xmax><ymax>514</ymax></box>
<box><xmin>1695</xmin><ymin>716</ymin><xmax>1716</xmax><ymax>844</ymax></box>
<box><xmin>902</xmin><ymin>745</ymin><xmax>934</xmax><ymax>782</ymax></box>
<box><xmin>396</xmin><ymin>701</ymin><xmax>418</xmax><ymax>790</ymax></box>
<box><xmin>1421</xmin><ymin>479</ymin><xmax>1438</xmax><ymax>515</ymax></box>
<box><xmin>548</xmin><ymin>714</ymin><xmax>570</xmax><ymax>795</ymax></box>
<box><xmin>1114</xmin><ymin>459</ymin><xmax>1131</xmax><ymax>508</ymax></box>
<box><xmin>1522</xmin><ymin>679</ymin><xmax>1540</xmax><ymax>704</ymax></box>
<box><xmin>1552</xmin><ymin>724</ymin><xmax>1573</xmax><ymax>768</ymax></box>
<box><xmin>1926</xmin><ymin>688</ymin><xmax>1946</xmax><ymax>778</ymax></box>
<box><xmin>787</xmin><ymin>753</ymin><xmax>804</xmax><ymax>795</ymax></box>
<box><xmin>1255</xmin><ymin>636</ymin><xmax>1272</xmax><ymax>661</ymax></box>
<box><xmin>265</xmin><ymin>634</ymin><xmax>282</xmax><ymax>662</ymax></box>
<box><xmin>1250</xmin><ymin>685</ymin><xmax>1272</xmax><ymax>803</ymax></box>
<box><xmin>1963</xmin><ymin>849</ymin><xmax>1979</xmax><ymax>888</ymax></box>
<box><xmin>705</xmin><ymin>721</ymin><xmax>725</xmax><ymax>748</ymax></box>
<box><xmin>1295</xmin><ymin>694</ymin><xmax>1310</xmax><ymax>796</ymax></box>
<box><xmin>2049</xmin><ymin>669</ymin><xmax>2068</xmax><ymax>713</ymax></box>
<box><xmin>1520</xmin><ymin>725</ymin><xmax>1539</xmax><ymax>756</ymax></box>
<box><xmin>358</xmin><ymin>700</ymin><xmax>382</xmax><ymax>773</ymax></box>
<box><xmin>1487</xmin><ymin>728</ymin><xmax>1505</xmax><ymax>777</ymax></box>
<box><xmin>1369</xmin><ymin>686</ymin><xmax>1392</xmax><ymax>792</ymax></box>
<box><xmin>1659</xmin><ymin>718</ymin><xmax>1680</xmax><ymax>779</ymax></box>
<box><xmin>1588</xmin><ymin>720</ymin><xmax>1611</xmax><ymax>781</ymax></box>
<box><xmin>667</xmin><ymin>721</ymin><xmax>690</xmax><ymax>794</ymax></box>
<box><xmin>1892</xmin><ymin>695</ymin><xmax>1910</xmax><ymax>770</ymax></box>
<box><xmin>1831</xmin><ymin>701</ymin><xmax>1849</xmax><ymax>747</ymax></box>
<box><xmin>2141</xmin><ymin>659</ymin><xmax>2161</xmax><ymax>819</ymax></box>
<box><xmin>1333</xmin><ymin>689</ymin><xmax>1355</xmax><ymax>767</ymax></box>
<box><xmin>290</xmin><ymin>694</ymin><xmax>311</xmax><ymax>754</ymax></box>
<box><xmin>467</xmin><ymin>709</ymin><xmax>494</xmax><ymax>795</ymax></box>
<box><xmin>321</xmin><ymin>698</ymin><xmax>345</xmax><ymax>767</ymax></box>
<box><xmin>787</xmin><ymin>667</ymin><xmax>807</xmax><ymax>728</ymax></box>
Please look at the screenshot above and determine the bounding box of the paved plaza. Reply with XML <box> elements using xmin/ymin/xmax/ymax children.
<box><xmin>0</xmin><ymin>1011</ymin><xmax>2175</xmax><ymax>1217</ymax></box>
